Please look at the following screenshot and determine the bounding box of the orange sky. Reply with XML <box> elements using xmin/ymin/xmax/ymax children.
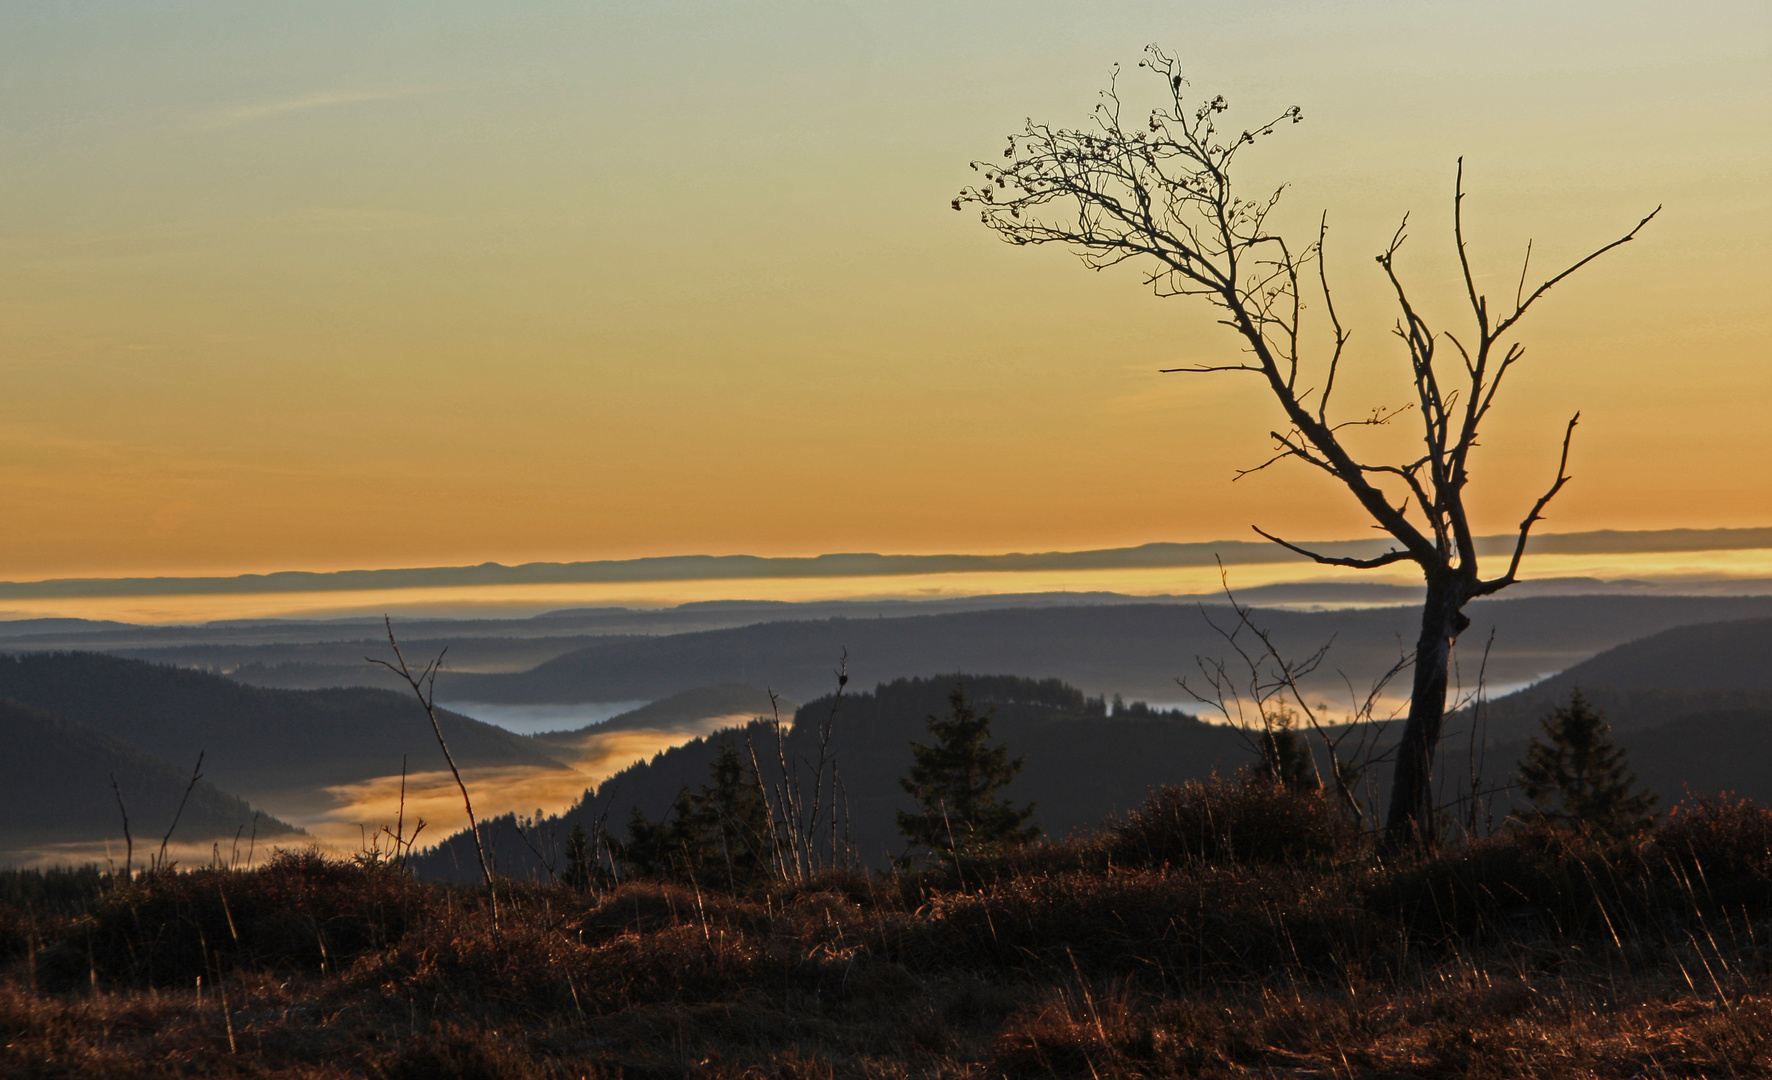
<box><xmin>3</xmin><ymin>2</ymin><xmax>1768</xmax><ymax>581</ymax></box>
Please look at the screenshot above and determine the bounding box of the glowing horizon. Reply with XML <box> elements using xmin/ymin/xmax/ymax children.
<box><xmin>4</xmin><ymin>547</ymin><xmax>1770</xmax><ymax>626</ymax></box>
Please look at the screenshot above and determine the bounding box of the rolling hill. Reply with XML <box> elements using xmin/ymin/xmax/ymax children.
<box><xmin>1460</xmin><ymin>617</ymin><xmax>1772</xmax><ymax>741</ymax></box>
<box><xmin>435</xmin><ymin>595</ymin><xmax>1772</xmax><ymax>708</ymax></box>
<box><xmin>0</xmin><ymin>653</ymin><xmax>571</xmax><ymax>808</ymax></box>
<box><xmin>0</xmin><ymin>698</ymin><xmax>300</xmax><ymax>858</ymax></box>
<box><xmin>415</xmin><ymin>674</ymin><xmax>1250</xmax><ymax>880</ymax></box>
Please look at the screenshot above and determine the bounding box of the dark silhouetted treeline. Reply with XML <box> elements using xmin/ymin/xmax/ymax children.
<box><xmin>416</xmin><ymin>674</ymin><xmax>1238</xmax><ymax>880</ymax></box>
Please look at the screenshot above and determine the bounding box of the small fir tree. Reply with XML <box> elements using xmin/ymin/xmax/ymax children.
<box><xmin>1515</xmin><ymin>689</ymin><xmax>1657</xmax><ymax>836</ymax></box>
<box><xmin>897</xmin><ymin>685</ymin><xmax>1038</xmax><ymax>862</ymax></box>
<box><xmin>620</xmin><ymin>738</ymin><xmax>773</xmax><ymax>889</ymax></box>
<box><xmin>1257</xmin><ymin>704</ymin><xmax>1318</xmax><ymax>791</ymax></box>
<box><xmin>563</xmin><ymin>821</ymin><xmax>597</xmax><ymax>890</ymax></box>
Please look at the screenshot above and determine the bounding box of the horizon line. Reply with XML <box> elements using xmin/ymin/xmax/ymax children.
<box><xmin>3</xmin><ymin>527</ymin><xmax>1770</xmax><ymax>601</ymax></box>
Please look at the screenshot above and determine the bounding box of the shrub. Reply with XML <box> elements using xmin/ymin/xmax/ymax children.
<box><xmin>1105</xmin><ymin>776</ymin><xmax>1359</xmax><ymax>868</ymax></box>
<box><xmin>60</xmin><ymin>847</ymin><xmax>439</xmax><ymax>990</ymax></box>
<box><xmin>1373</xmin><ymin>824</ymin><xmax>1637</xmax><ymax>943</ymax></box>
<box><xmin>1653</xmin><ymin>795</ymin><xmax>1772</xmax><ymax>911</ymax></box>
<box><xmin>894</xmin><ymin>863</ymin><xmax>1370</xmax><ymax>982</ymax></box>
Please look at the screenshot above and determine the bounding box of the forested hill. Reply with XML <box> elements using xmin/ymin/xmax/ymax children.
<box><xmin>414</xmin><ymin>674</ymin><xmax>1250</xmax><ymax>881</ymax></box>
<box><xmin>0</xmin><ymin>698</ymin><xmax>300</xmax><ymax>855</ymax></box>
<box><xmin>1431</xmin><ymin>618</ymin><xmax>1772</xmax><ymax>813</ymax></box>
<box><xmin>1531</xmin><ymin>617</ymin><xmax>1772</xmax><ymax>693</ymax></box>
<box><xmin>0</xmin><ymin>652</ymin><xmax>569</xmax><ymax>804</ymax></box>
<box><xmin>1457</xmin><ymin>617</ymin><xmax>1772</xmax><ymax>741</ymax></box>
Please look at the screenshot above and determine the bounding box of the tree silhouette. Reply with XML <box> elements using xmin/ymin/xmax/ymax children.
<box><xmin>1257</xmin><ymin>704</ymin><xmax>1318</xmax><ymax>792</ymax></box>
<box><xmin>563</xmin><ymin>822</ymin><xmax>597</xmax><ymax>890</ymax></box>
<box><xmin>897</xmin><ymin>685</ymin><xmax>1038</xmax><ymax>861</ymax></box>
<box><xmin>956</xmin><ymin>45</ymin><xmax>1657</xmax><ymax>846</ymax></box>
<box><xmin>1514</xmin><ymin>689</ymin><xmax>1657</xmax><ymax>836</ymax></box>
<box><xmin>621</xmin><ymin>738</ymin><xmax>773</xmax><ymax>891</ymax></box>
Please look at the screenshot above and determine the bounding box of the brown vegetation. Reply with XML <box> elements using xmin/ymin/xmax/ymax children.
<box><xmin>3</xmin><ymin>781</ymin><xmax>1768</xmax><ymax>1077</ymax></box>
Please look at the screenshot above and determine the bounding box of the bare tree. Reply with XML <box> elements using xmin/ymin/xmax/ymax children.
<box><xmin>956</xmin><ymin>46</ymin><xmax>1657</xmax><ymax>846</ymax></box>
<box><xmin>369</xmin><ymin>617</ymin><xmax>492</xmax><ymax>884</ymax></box>
<box><xmin>745</xmin><ymin>652</ymin><xmax>854</xmax><ymax>883</ymax></box>
<box><xmin>1180</xmin><ymin>565</ymin><xmax>1407</xmax><ymax>829</ymax></box>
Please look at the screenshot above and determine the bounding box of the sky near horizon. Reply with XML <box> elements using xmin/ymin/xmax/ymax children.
<box><xmin>3</xmin><ymin>1</ymin><xmax>1769</xmax><ymax>581</ymax></box>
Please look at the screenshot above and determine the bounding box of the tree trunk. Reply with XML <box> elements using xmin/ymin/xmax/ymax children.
<box><xmin>1383</xmin><ymin>574</ymin><xmax>1472</xmax><ymax>848</ymax></box>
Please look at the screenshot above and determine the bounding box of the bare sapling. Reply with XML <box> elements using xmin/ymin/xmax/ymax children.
<box><xmin>151</xmin><ymin>751</ymin><xmax>206</xmax><ymax>874</ymax></box>
<box><xmin>803</xmin><ymin>649</ymin><xmax>852</xmax><ymax>871</ymax></box>
<box><xmin>746</xmin><ymin>652</ymin><xmax>853</xmax><ymax>883</ymax></box>
<box><xmin>369</xmin><ymin>616</ymin><xmax>491</xmax><ymax>886</ymax></box>
<box><xmin>748</xmin><ymin>690</ymin><xmax>801</xmax><ymax>882</ymax></box>
<box><xmin>356</xmin><ymin>756</ymin><xmax>427</xmax><ymax>870</ymax></box>
<box><xmin>512</xmin><ymin>808</ymin><xmax>560</xmax><ymax>882</ymax></box>
<box><xmin>1444</xmin><ymin>629</ymin><xmax>1504</xmax><ymax>840</ymax></box>
<box><xmin>1181</xmin><ymin>568</ymin><xmax>1402</xmax><ymax>829</ymax></box>
<box><xmin>109</xmin><ymin>773</ymin><xmax>133</xmax><ymax>883</ymax></box>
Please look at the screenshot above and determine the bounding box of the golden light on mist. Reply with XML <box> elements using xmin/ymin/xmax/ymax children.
<box><xmin>290</xmin><ymin>717</ymin><xmax>760</xmax><ymax>856</ymax></box>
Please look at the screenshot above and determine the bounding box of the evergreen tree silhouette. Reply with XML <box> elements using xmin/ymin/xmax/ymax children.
<box><xmin>620</xmin><ymin>738</ymin><xmax>773</xmax><ymax>889</ymax></box>
<box><xmin>1515</xmin><ymin>689</ymin><xmax>1657</xmax><ymax>836</ymax></box>
<box><xmin>897</xmin><ymin>684</ymin><xmax>1038</xmax><ymax>862</ymax></box>
<box><xmin>1257</xmin><ymin>704</ymin><xmax>1318</xmax><ymax>791</ymax></box>
<box><xmin>563</xmin><ymin>821</ymin><xmax>596</xmax><ymax>890</ymax></box>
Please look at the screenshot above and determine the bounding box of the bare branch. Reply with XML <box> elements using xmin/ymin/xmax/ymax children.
<box><xmin>1476</xmin><ymin>413</ymin><xmax>1578</xmax><ymax>595</ymax></box>
<box><xmin>155</xmin><ymin>752</ymin><xmax>205</xmax><ymax>873</ymax></box>
<box><xmin>1251</xmin><ymin>525</ymin><xmax>1416</xmax><ymax>569</ymax></box>
<box><xmin>1159</xmin><ymin>362</ymin><xmax>1266</xmax><ymax>374</ymax></box>
<box><xmin>1514</xmin><ymin>239</ymin><xmax>1533</xmax><ymax>312</ymax></box>
<box><xmin>1494</xmin><ymin>207</ymin><xmax>1661</xmax><ymax>339</ymax></box>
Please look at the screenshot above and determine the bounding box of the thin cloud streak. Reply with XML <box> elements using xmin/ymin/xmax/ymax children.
<box><xmin>197</xmin><ymin>85</ymin><xmax>447</xmax><ymax>130</ymax></box>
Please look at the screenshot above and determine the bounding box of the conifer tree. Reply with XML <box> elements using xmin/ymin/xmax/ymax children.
<box><xmin>563</xmin><ymin>821</ymin><xmax>596</xmax><ymax>890</ymax></box>
<box><xmin>1257</xmin><ymin>704</ymin><xmax>1319</xmax><ymax>791</ymax></box>
<box><xmin>620</xmin><ymin>738</ymin><xmax>773</xmax><ymax>889</ymax></box>
<box><xmin>897</xmin><ymin>685</ymin><xmax>1038</xmax><ymax>861</ymax></box>
<box><xmin>1515</xmin><ymin>689</ymin><xmax>1657</xmax><ymax>836</ymax></box>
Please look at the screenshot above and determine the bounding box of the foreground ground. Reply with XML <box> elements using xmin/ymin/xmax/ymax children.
<box><xmin>2</xmin><ymin>783</ymin><xmax>1768</xmax><ymax>1078</ymax></box>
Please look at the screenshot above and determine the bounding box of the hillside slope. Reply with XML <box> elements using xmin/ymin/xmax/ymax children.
<box><xmin>1461</xmin><ymin>617</ymin><xmax>1772</xmax><ymax>741</ymax></box>
<box><xmin>1534</xmin><ymin>617</ymin><xmax>1772</xmax><ymax>693</ymax></box>
<box><xmin>0</xmin><ymin>653</ymin><xmax>570</xmax><ymax>805</ymax></box>
<box><xmin>1441</xmin><ymin>706</ymin><xmax>1772</xmax><ymax>818</ymax></box>
<box><xmin>0</xmin><ymin>698</ymin><xmax>299</xmax><ymax>857</ymax></box>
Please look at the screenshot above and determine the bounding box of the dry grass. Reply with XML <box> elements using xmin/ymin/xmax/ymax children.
<box><xmin>3</xmin><ymin>783</ymin><xmax>1769</xmax><ymax>1077</ymax></box>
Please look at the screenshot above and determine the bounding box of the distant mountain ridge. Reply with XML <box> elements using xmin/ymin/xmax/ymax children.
<box><xmin>438</xmin><ymin>595</ymin><xmax>1772</xmax><ymax>706</ymax></box>
<box><xmin>3</xmin><ymin>527</ymin><xmax>1768</xmax><ymax>599</ymax></box>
